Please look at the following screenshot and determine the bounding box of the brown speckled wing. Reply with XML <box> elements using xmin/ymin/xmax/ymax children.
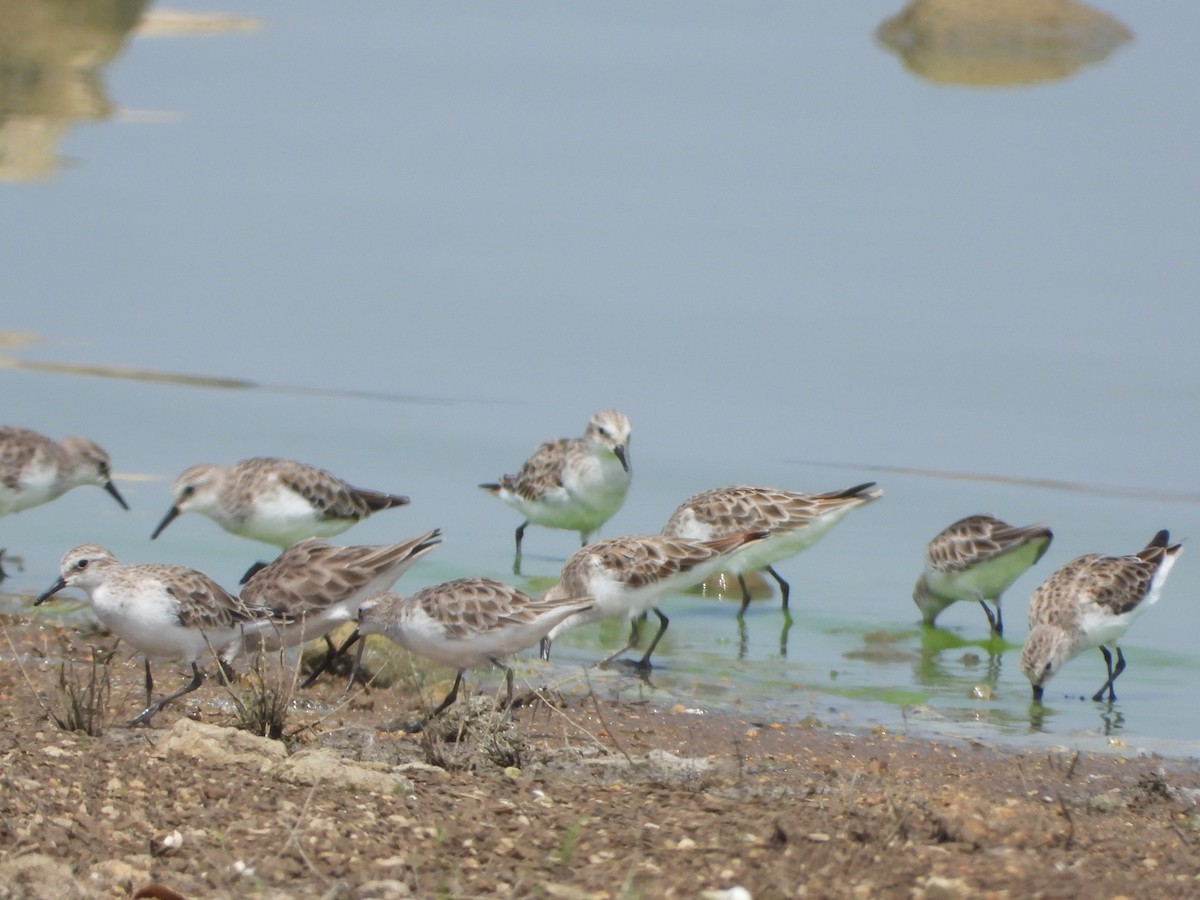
<box><xmin>241</xmin><ymin>534</ymin><xmax>436</xmax><ymax>615</ymax></box>
<box><xmin>926</xmin><ymin>515</ymin><xmax>1052</xmax><ymax>573</ymax></box>
<box><xmin>624</xmin><ymin>537</ymin><xmax>723</xmax><ymax>588</ymax></box>
<box><xmin>256</xmin><ymin>458</ymin><xmax>375</xmax><ymax>521</ymax></box>
<box><xmin>734</xmin><ymin>487</ymin><xmax>819</xmax><ymax>527</ymax></box>
<box><xmin>1089</xmin><ymin>555</ymin><xmax>1161</xmax><ymax>617</ymax></box>
<box><xmin>669</xmin><ymin>487</ymin><xmax>803</xmax><ymax>533</ymax></box>
<box><xmin>502</xmin><ymin>438</ymin><xmax>574</xmax><ymax>502</ymax></box>
<box><xmin>156</xmin><ymin>566</ymin><xmax>251</xmax><ymax>629</ymax></box>
<box><xmin>666</xmin><ymin>484</ymin><xmax>878</xmax><ymax>537</ymax></box>
<box><xmin>240</xmin><ymin>539</ymin><xmax>366</xmax><ymax>614</ymax></box>
<box><xmin>1086</xmin><ymin>532</ymin><xmax>1175</xmax><ymax>616</ymax></box>
<box><xmin>0</xmin><ymin>427</ymin><xmax>44</xmax><ymax>489</ymax></box>
<box><xmin>561</xmin><ymin>535</ymin><xmax>731</xmax><ymax>593</ymax></box>
<box><xmin>414</xmin><ymin>578</ymin><xmax>538</xmax><ymax>640</ymax></box>
<box><xmin>1033</xmin><ymin>552</ymin><xmax>1158</xmax><ymax>628</ymax></box>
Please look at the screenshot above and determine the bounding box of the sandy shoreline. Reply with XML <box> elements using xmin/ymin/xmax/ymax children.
<box><xmin>1</xmin><ymin>617</ymin><xmax>1199</xmax><ymax>898</ymax></box>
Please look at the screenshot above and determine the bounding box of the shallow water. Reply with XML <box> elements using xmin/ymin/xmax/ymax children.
<box><xmin>3</xmin><ymin>0</ymin><xmax>1199</xmax><ymax>757</ymax></box>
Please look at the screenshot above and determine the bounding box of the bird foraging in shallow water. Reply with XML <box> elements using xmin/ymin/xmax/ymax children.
<box><xmin>325</xmin><ymin>578</ymin><xmax>594</xmax><ymax>731</ymax></box>
<box><xmin>150</xmin><ymin>456</ymin><xmax>410</xmax><ymax>548</ymax></box>
<box><xmin>480</xmin><ymin>409</ymin><xmax>631</xmax><ymax>574</ymax></box>
<box><xmin>660</xmin><ymin>483</ymin><xmax>882</xmax><ymax>617</ymax></box>
<box><xmin>1020</xmin><ymin>529</ymin><xmax>1181</xmax><ymax>703</ymax></box>
<box><xmin>0</xmin><ymin>426</ymin><xmax>128</xmax><ymax>516</ymax></box>
<box><xmin>913</xmin><ymin>514</ymin><xmax>1053</xmax><ymax>636</ymax></box>
<box><xmin>540</xmin><ymin>530</ymin><xmax>771</xmax><ymax>670</ymax></box>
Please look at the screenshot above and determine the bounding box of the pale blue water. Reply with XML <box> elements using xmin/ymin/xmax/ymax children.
<box><xmin>3</xmin><ymin>0</ymin><xmax>1199</xmax><ymax>756</ymax></box>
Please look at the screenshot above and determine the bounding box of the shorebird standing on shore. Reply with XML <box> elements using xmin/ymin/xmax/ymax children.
<box><xmin>540</xmin><ymin>530</ymin><xmax>770</xmax><ymax>670</ymax></box>
<box><xmin>323</xmin><ymin>578</ymin><xmax>594</xmax><ymax>731</ymax></box>
<box><xmin>35</xmin><ymin>544</ymin><xmax>277</xmax><ymax>726</ymax></box>
<box><xmin>480</xmin><ymin>410</ymin><xmax>631</xmax><ymax>574</ymax></box>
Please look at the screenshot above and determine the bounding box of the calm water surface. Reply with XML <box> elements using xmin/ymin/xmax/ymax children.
<box><xmin>2</xmin><ymin>1</ymin><xmax>1198</xmax><ymax>756</ymax></box>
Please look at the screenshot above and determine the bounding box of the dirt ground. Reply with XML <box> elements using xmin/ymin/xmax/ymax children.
<box><xmin>2</xmin><ymin>618</ymin><xmax>1200</xmax><ymax>899</ymax></box>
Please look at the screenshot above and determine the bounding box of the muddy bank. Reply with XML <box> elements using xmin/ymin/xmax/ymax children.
<box><xmin>1</xmin><ymin>619</ymin><xmax>1199</xmax><ymax>898</ymax></box>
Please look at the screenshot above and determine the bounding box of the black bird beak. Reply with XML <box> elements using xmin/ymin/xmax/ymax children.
<box><xmin>104</xmin><ymin>480</ymin><xmax>130</xmax><ymax>510</ymax></box>
<box><xmin>614</xmin><ymin>445</ymin><xmax>629</xmax><ymax>473</ymax></box>
<box><xmin>150</xmin><ymin>505</ymin><xmax>181</xmax><ymax>540</ymax></box>
<box><xmin>34</xmin><ymin>576</ymin><xmax>67</xmax><ymax>607</ymax></box>
<box><xmin>1032</xmin><ymin>684</ymin><xmax>1044</xmax><ymax>702</ymax></box>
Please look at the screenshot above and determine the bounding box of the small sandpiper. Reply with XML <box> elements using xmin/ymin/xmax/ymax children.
<box><xmin>1020</xmin><ymin>529</ymin><xmax>1181</xmax><ymax>703</ymax></box>
<box><xmin>913</xmin><ymin>514</ymin><xmax>1053</xmax><ymax>636</ymax></box>
<box><xmin>480</xmin><ymin>410</ymin><xmax>631</xmax><ymax>573</ymax></box>
<box><xmin>151</xmin><ymin>456</ymin><xmax>410</xmax><ymax>548</ymax></box>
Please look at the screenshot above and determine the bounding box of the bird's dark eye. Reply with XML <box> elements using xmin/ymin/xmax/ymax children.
<box><xmin>75</xmin><ymin>559</ymin><xmax>89</xmax><ymax>570</ymax></box>
<box><xmin>1044</xmin><ymin>661</ymin><xmax>1052</xmax><ymax>672</ymax></box>
<box><xmin>180</xmin><ymin>485</ymin><xmax>196</xmax><ymax>499</ymax></box>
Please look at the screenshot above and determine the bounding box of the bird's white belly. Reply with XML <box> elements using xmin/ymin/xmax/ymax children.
<box><xmin>0</xmin><ymin>468</ymin><xmax>61</xmax><ymax>514</ymax></box>
<box><xmin>91</xmin><ymin>588</ymin><xmax>232</xmax><ymax>662</ymax></box>
<box><xmin>240</xmin><ymin>491</ymin><xmax>350</xmax><ymax>545</ymax></box>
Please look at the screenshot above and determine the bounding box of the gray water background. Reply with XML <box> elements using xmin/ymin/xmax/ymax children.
<box><xmin>2</xmin><ymin>0</ymin><xmax>1198</xmax><ymax>756</ymax></box>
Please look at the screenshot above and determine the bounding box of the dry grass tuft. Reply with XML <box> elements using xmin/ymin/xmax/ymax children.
<box><xmin>228</xmin><ymin>651</ymin><xmax>302</xmax><ymax>742</ymax></box>
<box><xmin>51</xmin><ymin>649</ymin><xmax>115</xmax><ymax>736</ymax></box>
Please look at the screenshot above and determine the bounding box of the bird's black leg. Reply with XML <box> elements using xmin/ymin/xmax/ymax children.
<box><xmin>766</xmin><ymin>566</ymin><xmax>791</xmax><ymax>612</ymax></box>
<box><xmin>975</xmin><ymin>593</ymin><xmax>1002</xmax><ymax>637</ymax></box>
<box><xmin>143</xmin><ymin>658</ymin><xmax>154</xmax><ymax>710</ymax></box>
<box><xmin>1092</xmin><ymin>646</ymin><xmax>1126</xmax><ymax>703</ymax></box>
<box><xmin>736</xmin><ymin>575</ymin><xmax>752</xmax><ymax>619</ymax></box>
<box><xmin>129</xmin><ymin>662</ymin><xmax>206</xmax><ymax>727</ymax></box>
<box><xmin>490</xmin><ymin>656</ymin><xmax>515</xmax><ymax>712</ymax></box>
<box><xmin>346</xmin><ymin>631</ymin><xmax>370</xmax><ymax>692</ymax></box>
<box><xmin>636</xmin><ymin>608</ymin><xmax>670</xmax><ymax>670</ymax></box>
<box><xmin>301</xmin><ymin>630</ymin><xmax>360</xmax><ymax>690</ymax></box>
<box><xmin>299</xmin><ymin>634</ymin><xmax>340</xmax><ymax>688</ymax></box>
<box><xmin>429</xmin><ymin>670</ymin><xmax>464</xmax><ymax>719</ymax></box>
<box><xmin>390</xmin><ymin>670</ymin><xmax>466</xmax><ymax>734</ymax></box>
<box><xmin>765</xmin><ymin>567</ymin><xmax>795</xmax><ymax>654</ymax></box>
<box><xmin>977</xmin><ymin>600</ymin><xmax>997</xmax><ymax>634</ymax></box>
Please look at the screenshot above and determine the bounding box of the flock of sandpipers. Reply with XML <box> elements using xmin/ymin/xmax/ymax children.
<box><xmin>0</xmin><ymin>412</ymin><xmax>1182</xmax><ymax>729</ymax></box>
